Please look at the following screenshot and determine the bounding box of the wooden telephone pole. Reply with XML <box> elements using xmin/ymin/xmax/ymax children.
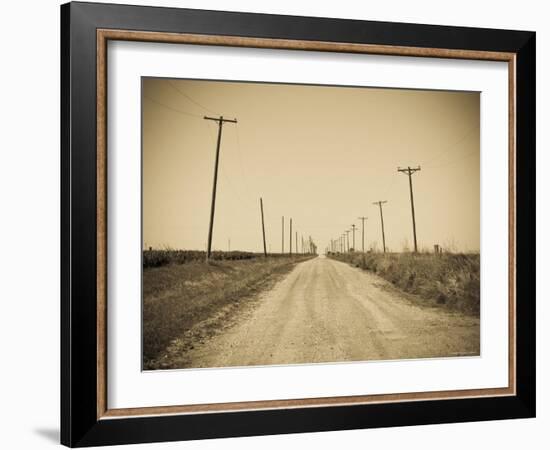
<box><xmin>260</xmin><ymin>198</ymin><xmax>267</xmax><ymax>257</ymax></box>
<box><xmin>398</xmin><ymin>166</ymin><xmax>421</xmax><ymax>252</ymax></box>
<box><xmin>289</xmin><ymin>218</ymin><xmax>293</xmax><ymax>255</ymax></box>
<box><xmin>372</xmin><ymin>201</ymin><xmax>388</xmax><ymax>253</ymax></box>
<box><xmin>358</xmin><ymin>216</ymin><xmax>367</xmax><ymax>253</ymax></box>
<box><xmin>281</xmin><ymin>216</ymin><xmax>284</xmax><ymax>254</ymax></box>
<box><xmin>350</xmin><ymin>224</ymin><xmax>357</xmax><ymax>251</ymax></box>
<box><xmin>203</xmin><ymin>115</ymin><xmax>237</xmax><ymax>261</ymax></box>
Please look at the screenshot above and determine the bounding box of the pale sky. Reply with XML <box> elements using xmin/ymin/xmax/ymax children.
<box><xmin>142</xmin><ymin>78</ymin><xmax>480</xmax><ymax>253</ymax></box>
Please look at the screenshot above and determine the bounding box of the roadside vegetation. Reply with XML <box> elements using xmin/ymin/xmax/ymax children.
<box><xmin>143</xmin><ymin>249</ymin><xmax>307</xmax><ymax>268</ymax></box>
<box><xmin>328</xmin><ymin>251</ymin><xmax>480</xmax><ymax>314</ymax></box>
<box><xmin>144</xmin><ymin>249</ymin><xmax>258</xmax><ymax>268</ymax></box>
<box><xmin>143</xmin><ymin>255</ymin><xmax>313</xmax><ymax>369</ymax></box>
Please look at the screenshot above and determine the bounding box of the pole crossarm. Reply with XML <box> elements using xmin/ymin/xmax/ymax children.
<box><xmin>397</xmin><ymin>166</ymin><xmax>421</xmax><ymax>175</ymax></box>
<box><xmin>204</xmin><ymin>116</ymin><xmax>238</xmax><ymax>124</ymax></box>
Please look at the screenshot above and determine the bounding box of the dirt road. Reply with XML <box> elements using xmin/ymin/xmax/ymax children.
<box><xmin>171</xmin><ymin>256</ymin><xmax>480</xmax><ymax>368</ymax></box>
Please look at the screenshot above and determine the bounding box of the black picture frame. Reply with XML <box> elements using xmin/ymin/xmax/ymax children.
<box><xmin>61</xmin><ymin>1</ymin><xmax>535</xmax><ymax>447</ymax></box>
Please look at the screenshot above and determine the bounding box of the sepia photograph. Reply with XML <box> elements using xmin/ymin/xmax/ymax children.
<box><xmin>142</xmin><ymin>77</ymin><xmax>481</xmax><ymax>371</ymax></box>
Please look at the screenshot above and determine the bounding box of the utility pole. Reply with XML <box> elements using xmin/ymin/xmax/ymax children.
<box><xmin>296</xmin><ymin>231</ymin><xmax>298</xmax><ymax>257</ymax></box>
<box><xmin>289</xmin><ymin>218</ymin><xmax>293</xmax><ymax>256</ymax></box>
<box><xmin>281</xmin><ymin>216</ymin><xmax>284</xmax><ymax>254</ymax></box>
<box><xmin>351</xmin><ymin>224</ymin><xmax>357</xmax><ymax>251</ymax></box>
<box><xmin>260</xmin><ymin>198</ymin><xmax>267</xmax><ymax>257</ymax></box>
<box><xmin>398</xmin><ymin>166</ymin><xmax>421</xmax><ymax>253</ymax></box>
<box><xmin>358</xmin><ymin>217</ymin><xmax>367</xmax><ymax>253</ymax></box>
<box><xmin>345</xmin><ymin>230</ymin><xmax>350</xmax><ymax>253</ymax></box>
<box><xmin>228</xmin><ymin>238</ymin><xmax>231</xmax><ymax>252</ymax></box>
<box><xmin>203</xmin><ymin>115</ymin><xmax>237</xmax><ymax>261</ymax></box>
<box><xmin>372</xmin><ymin>201</ymin><xmax>388</xmax><ymax>253</ymax></box>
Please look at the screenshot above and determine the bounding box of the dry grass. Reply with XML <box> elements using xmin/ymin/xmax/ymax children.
<box><xmin>329</xmin><ymin>252</ymin><xmax>480</xmax><ymax>314</ymax></box>
<box><xmin>143</xmin><ymin>249</ymin><xmax>265</xmax><ymax>268</ymax></box>
<box><xmin>143</xmin><ymin>256</ymin><xmax>311</xmax><ymax>368</ymax></box>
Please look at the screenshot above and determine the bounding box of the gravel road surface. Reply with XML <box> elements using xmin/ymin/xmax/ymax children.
<box><xmin>175</xmin><ymin>255</ymin><xmax>479</xmax><ymax>368</ymax></box>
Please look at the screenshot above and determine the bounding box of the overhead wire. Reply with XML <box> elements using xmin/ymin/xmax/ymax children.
<box><xmin>143</xmin><ymin>94</ymin><xmax>203</xmax><ymax>118</ymax></box>
<box><xmin>428</xmin><ymin>148</ymin><xmax>479</xmax><ymax>169</ymax></box>
<box><xmin>163</xmin><ymin>82</ymin><xmax>256</xmax><ymax>208</ymax></box>
<box><xmin>167</xmin><ymin>80</ymin><xmax>220</xmax><ymax>116</ymax></box>
<box><xmin>204</xmin><ymin>120</ymin><xmax>253</xmax><ymax>209</ymax></box>
<box><xmin>422</xmin><ymin>123</ymin><xmax>480</xmax><ymax>167</ymax></box>
<box><xmin>234</xmin><ymin>123</ymin><xmax>256</xmax><ymax>204</ymax></box>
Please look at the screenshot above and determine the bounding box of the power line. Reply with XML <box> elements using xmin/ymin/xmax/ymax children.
<box><xmin>143</xmin><ymin>94</ymin><xmax>202</xmax><ymax>118</ymax></box>
<box><xmin>208</xmin><ymin>121</ymin><xmax>256</xmax><ymax>208</ymax></box>
<box><xmin>422</xmin><ymin>124</ymin><xmax>479</xmax><ymax>167</ymax></box>
<box><xmin>381</xmin><ymin>175</ymin><xmax>399</xmax><ymax>200</ymax></box>
<box><xmin>167</xmin><ymin>80</ymin><xmax>220</xmax><ymax>116</ymax></box>
<box><xmin>372</xmin><ymin>126</ymin><xmax>478</xmax><ymax>202</ymax></box>
<box><xmin>233</xmin><ymin>124</ymin><xmax>256</xmax><ymax>205</ymax></box>
<box><xmin>218</xmin><ymin>165</ymin><xmax>248</xmax><ymax>206</ymax></box>
<box><xmin>428</xmin><ymin>148</ymin><xmax>479</xmax><ymax>169</ymax></box>
<box><xmin>205</xmin><ymin>121</ymin><xmax>256</xmax><ymax>209</ymax></box>
<box><xmin>234</xmin><ymin>125</ymin><xmax>249</xmax><ymax>189</ymax></box>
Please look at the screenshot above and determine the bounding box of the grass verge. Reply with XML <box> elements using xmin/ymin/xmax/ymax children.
<box><xmin>143</xmin><ymin>256</ymin><xmax>312</xmax><ymax>369</ymax></box>
<box><xmin>329</xmin><ymin>252</ymin><xmax>480</xmax><ymax>314</ymax></box>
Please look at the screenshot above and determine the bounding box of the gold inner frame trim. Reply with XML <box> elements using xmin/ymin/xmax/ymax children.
<box><xmin>96</xmin><ymin>28</ymin><xmax>517</xmax><ymax>420</ymax></box>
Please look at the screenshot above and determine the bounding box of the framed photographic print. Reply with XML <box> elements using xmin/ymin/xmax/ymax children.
<box><xmin>61</xmin><ymin>1</ymin><xmax>536</xmax><ymax>447</ymax></box>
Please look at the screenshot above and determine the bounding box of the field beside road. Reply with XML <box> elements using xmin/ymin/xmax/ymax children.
<box><xmin>143</xmin><ymin>249</ymin><xmax>292</xmax><ymax>268</ymax></box>
<box><xmin>143</xmin><ymin>255</ymin><xmax>313</xmax><ymax>369</ymax></box>
<box><xmin>329</xmin><ymin>252</ymin><xmax>480</xmax><ymax>313</ymax></box>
